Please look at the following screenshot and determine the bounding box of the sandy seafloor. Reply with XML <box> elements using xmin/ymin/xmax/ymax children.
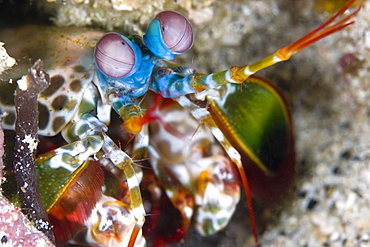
<box><xmin>1</xmin><ymin>0</ymin><xmax>370</xmax><ymax>246</ymax></box>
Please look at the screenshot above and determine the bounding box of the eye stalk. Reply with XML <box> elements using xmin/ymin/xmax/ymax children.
<box><xmin>94</xmin><ymin>32</ymin><xmax>142</xmax><ymax>78</ymax></box>
<box><xmin>144</xmin><ymin>11</ymin><xmax>194</xmax><ymax>60</ymax></box>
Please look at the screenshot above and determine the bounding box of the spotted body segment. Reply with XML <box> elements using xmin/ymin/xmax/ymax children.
<box><xmin>144</xmin><ymin>94</ymin><xmax>240</xmax><ymax>237</ymax></box>
<box><xmin>0</xmin><ymin>26</ymin><xmax>107</xmax><ymax>136</ymax></box>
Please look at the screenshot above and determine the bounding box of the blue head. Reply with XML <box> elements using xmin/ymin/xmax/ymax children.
<box><xmin>144</xmin><ymin>11</ymin><xmax>194</xmax><ymax>60</ymax></box>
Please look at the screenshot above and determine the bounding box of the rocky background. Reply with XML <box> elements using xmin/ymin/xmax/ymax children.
<box><xmin>0</xmin><ymin>0</ymin><xmax>369</xmax><ymax>246</ymax></box>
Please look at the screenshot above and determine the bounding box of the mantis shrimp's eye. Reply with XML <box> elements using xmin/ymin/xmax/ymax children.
<box><xmin>156</xmin><ymin>11</ymin><xmax>194</xmax><ymax>54</ymax></box>
<box><xmin>94</xmin><ymin>32</ymin><xmax>138</xmax><ymax>78</ymax></box>
<box><xmin>144</xmin><ymin>11</ymin><xmax>194</xmax><ymax>60</ymax></box>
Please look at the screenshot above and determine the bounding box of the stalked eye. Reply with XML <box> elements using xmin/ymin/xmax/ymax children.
<box><xmin>144</xmin><ymin>11</ymin><xmax>194</xmax><ymax>60</ymax></box>
<box><xmin>94</xmin><ymin>33</ymin><xmax>137</xmax><ymax>78</ymax></box>
<box><xmin>156</xmin><ymin>11</ymin><xmax>194</xmax><ymax>54</ymax></box>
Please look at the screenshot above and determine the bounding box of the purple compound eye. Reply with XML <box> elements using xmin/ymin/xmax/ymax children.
<box><xmin>156</xmin><ymin>11</ymin><xmax>194</xmax><ymax>54</ymax></box>
<box><xmin>94</xmin><ymin>33</ymin><xmax>136</xmax><ymax>78</ymax></box>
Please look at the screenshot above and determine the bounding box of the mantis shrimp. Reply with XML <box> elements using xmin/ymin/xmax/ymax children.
<box><xmin>0</xmin><ymin>0</ymin><xmax>361</xmax><ymax>246</ymax></box>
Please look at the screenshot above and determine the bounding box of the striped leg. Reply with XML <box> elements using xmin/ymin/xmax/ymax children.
<box><xmin>100</xmin><ymin>133</ymin><xmax>145</xmax><ymax>247</ymax></box>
